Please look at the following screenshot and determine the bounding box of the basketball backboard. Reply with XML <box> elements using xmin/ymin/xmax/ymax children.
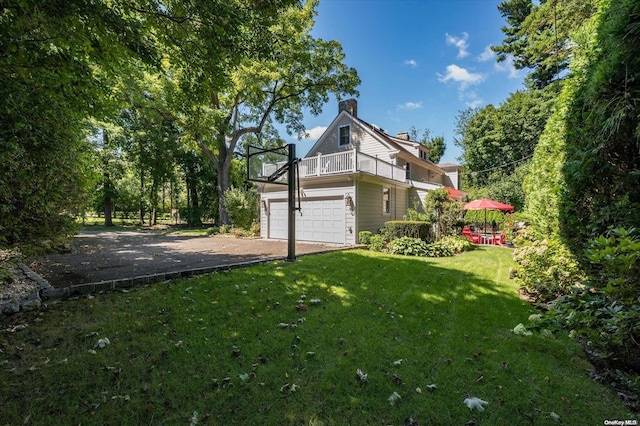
<box><xmin>247</xmin><ymin>145</ymin><xmax>290</xmax><ymax>185</ymax></box>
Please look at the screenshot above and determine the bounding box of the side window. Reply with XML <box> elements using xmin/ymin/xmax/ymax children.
<box><xmin>339</xmin><ymin>125</ymin><xmax>350</xmax><ymax>146</ymax></box>
<box><xmin>382</xmin><ymin>187</ymin><xmax>390</xmax><ymax>214</ymax></box>
<box><xmin>405</xmin><ymin>162</ymin><xmax>411</xmax><ymax>180</ymax></box>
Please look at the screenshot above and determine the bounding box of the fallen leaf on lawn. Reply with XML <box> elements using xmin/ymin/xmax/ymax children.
<box><xmin>425</xmin><ymin>384</ymin><xmax>437</xmax><ymax>390</ymax></box>
<box><xmin>550</xmin><ymin>412</ymin><xmax>560</xmax><ymax>421</ymax></box>
<box><xmin>392</xmin><ymin>359</ymin><xmax>403</xmax><ymax>366</ymax></box>
<box><xmin>356</xmin><ymin>369</ymin><xmax>368</xmax><ymax>383</ymax></box>
<box><xmin>94</xmin><ymin>338</ymin><xmax>110</xmax><ymax>349</ymax></box>
<box><xmin>388</xmin><ymin>391</ymin><xmax>401</xmax><ymax>405</ymax></box>
<box><xmin>512</xmin><ymin>323</ymin><xmax>532</xmax><ymax>336</ymax></box>
<box><xmin>239</xmin><ymin>373</ymin><xmax>249</xmax><ymax>382</ymax></box>
<box><xmin>464</xmin><ymin>397</ymin><xmax>488</xmax><ymax>411</ymax></box>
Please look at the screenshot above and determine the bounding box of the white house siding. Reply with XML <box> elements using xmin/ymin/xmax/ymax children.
<box><xmin>356</xmin><ymin>180</ymin><xmax>408</xmax><ymax>235</ymax></box>
<box><xmin>307</xmin><ymin>115</ymin><xmax>366</xmax><ymax>157</ymax></box>
<box><xmin>407</xmin><ymin>182</ymin><xmax>443</xmax><ymax>213</ymax></box>
<box><xmin>307</xmin><ymin>115</ymin><xmax>394</xmax><ymax>163</ymax></box>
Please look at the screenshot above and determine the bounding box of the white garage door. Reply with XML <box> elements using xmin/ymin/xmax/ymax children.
<box><xmin>268</xmin><ymin>198</ymin><xmax>345</xmax><ymax>244</ymax></box>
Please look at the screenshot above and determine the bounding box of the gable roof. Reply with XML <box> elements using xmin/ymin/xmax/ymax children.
<box><xmin>304</xmin><ymin>100</ymin><xmax>460</xmax><ymax>177</ymax></box>
<box><xmin>349</xmin><ymin>115</ymin><xmax>446</xmax><ymax>175</ymax></box>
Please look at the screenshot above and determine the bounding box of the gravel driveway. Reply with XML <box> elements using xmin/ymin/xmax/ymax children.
<box><xmin>28</xmin><ymin>231</ymin><xmax>345</xmax><ymax>289</ymax></box>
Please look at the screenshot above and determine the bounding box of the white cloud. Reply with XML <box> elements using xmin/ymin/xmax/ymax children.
<box><xmin>494</xmin><ymin>55</ymin><xmax>520</xmax><ymax>79</ymax></box>
<box><xmin>445</xmin><ymin>32</ymin><xmax>469</xmax><ymax>58</ymax></box>
<box><xmin>461</xmin><ymin>91</ymin><xmax>484</xmax><ymax>108</ymax></box>
<box><xmin>437</xmin><ymin>64</ymin><xmax>485</xmax><ymax>89</ymax></box>
<box><xmin>397</xmin><ymin>101</ymin><xmax>422</xmax><ymax>110</ymax></box>
<box><xmin>299</xmin><ymin>126</ymin><xmax>327</xmax><ymax>141</ymax></box>
<box><xmin>403</xmin><ymin>59</ymin><xmax>418</xmax><ymax>68</ymax></box>
<box><xmin>477</xmin><ymin>45</ymin><xmax>495</xmax><ymax>62</ymax></box>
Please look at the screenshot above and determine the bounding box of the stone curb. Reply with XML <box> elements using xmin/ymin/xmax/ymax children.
<box><xmin>10</xmin><ymin>246</ymin><xmax>360</xmax><ymax>306</ymax></box>
<box><xmin>38</xmin><ymin>257</ymin><xmax>288</xmax><ymax>299</ymax></box>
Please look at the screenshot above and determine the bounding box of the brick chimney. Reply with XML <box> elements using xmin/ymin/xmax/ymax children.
<box><xmin>396</xmin><ymin>131</ymin><xmax>410</xmax><ymax>141</ymax></box>
<box><xmin>338</xmin><ymin>99</ymin><xmax>358</xmax><ymax>117</ymax></box>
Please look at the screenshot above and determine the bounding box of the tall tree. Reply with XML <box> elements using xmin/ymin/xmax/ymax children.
<box><xmin>408</xmin><ymin>127</ymin><xmax>447</xmax><ymax>164</ymax></box>
<box><xmin>454</xmin><ymin>84</ymin><xmax>560</xmax><ymax>189</ymax></box>
<box><xmin>166</xmin><ymin>0</ymin><xmax>360</xmax><ymax>224</ymax></box>
<box><xmin>493</xmin><ymin>0</ymin><xmax>597</xmax><ymax>88</ymax></box>
<box><xmin>0</xmin><ymin>0</ymin><xmax>155</xmax><ymax>245</ymax></box>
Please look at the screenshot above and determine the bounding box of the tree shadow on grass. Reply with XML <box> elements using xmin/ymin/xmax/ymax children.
<box><xmin>2</xmin><ymin>248</ymin><xmax>632</xmax><ymax>425</ymax></box>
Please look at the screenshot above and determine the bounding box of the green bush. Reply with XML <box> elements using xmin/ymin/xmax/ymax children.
<box><xmin>358</xmin><ymin>231</ymin><xmax>373</xmax><ymax>245</ymax></box>
<box><xmin>220</xmin><ymin>224</ymin><xmax>232</xmax><ymax>234</ymax></box>
<box><xmin>206</xmin><ymin>226</ymin><xmax>219</xmax><ymax>236</ymax></box>
<box><xmin>180</xmin><ymin>207</ymin><xmax>203</xmax><ymax>227</ymax></box>
<box><xmin>403</xmin><ymin>208</ymin><xmax>430</xmax><ymax>222</ymax></box>
<box><xmin>368</xmin><ymin>235</ymin><xmax>387</xmax><ymax>252</ymax></box>
<box><xmin>380</xmin><ymin>221</ymin><xmax>430</xmax><ymax>241</ymax></box>
<box><xmin>424</xmin><ymin>241</ymin><xmax>454</xmax><ymax>258</ymax></box>
<box><xmin>223</xmin><ymin>187</ymin><xmax>258</xmax><ymax>230</ymax></box>
<box><xmin>436</xmin><ymin>235</ymin><xmax>475</xmax><ymax>254</ymax></box>
<box><xmin>388</xmin><ymin>237</ymin><xmax>429</xmax><ymax>256</ymax></box>
<box><xmin>535</xmin><ymin>229</ymin><xmax>640</xmax><ymax>385</ymax></box>
<box><xmin>512</xmin><ymin>237</ymin><xmax>584</xmax><ymax>302</ymax></box>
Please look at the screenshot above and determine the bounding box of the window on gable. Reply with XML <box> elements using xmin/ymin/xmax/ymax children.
<box><xmin>339</xmin><ymin>125</ymin><xmax>350</xmax><ymax>146</ymax></box>
<box><xmin>382</xmin><ymin>187</ymin><xmax>390</xmax><ymax>214</ymax></box>
<box><xmin>419</xmin><ymin>150</ymin><xmax>428</xmax><ymax>160</ymax></box>
<box><xmin>405</xmin><ymin>162</ymin><xmax>411</xmax><ymax>180</ymax></box>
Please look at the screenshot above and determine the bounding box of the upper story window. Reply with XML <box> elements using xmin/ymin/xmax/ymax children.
<box><xmin>339</xmin><ymin>125</ymin><xmax>350</xmax><ymax>146</ymax></box>
<box><xmin>405</xmin><ymin>162</ymin><xmax>411</xmax><ymax>180</ymax></box>
<box><xmin>419</xmin><ymin>150</ymin><xmax>428</xmax><ymax>161</ymax></box>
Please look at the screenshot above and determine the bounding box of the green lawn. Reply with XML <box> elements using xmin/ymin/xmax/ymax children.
<box><xmin>1</xmin><ymin>248</ymin><xmax>634</xmax><ymax>425</ymax></box>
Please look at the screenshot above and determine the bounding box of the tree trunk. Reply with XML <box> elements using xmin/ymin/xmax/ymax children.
<box><xmin>217</xmin><ymin>157</ymin><xmax>231</xmax><ymax>225</ymax></box>
<box><xmin>139</xmin><ymin>172</ymin><xmax>145</xmax><ymax>225</ymax></box>
<box><xmin>102</xmin><ymin>130</ymin><xmax>114</xmax><ymax>227</ymax></box>
<box><xmin>103</xmin><ymin>176</ymin><xmax>114</xmax><ymax>227</ymax></box>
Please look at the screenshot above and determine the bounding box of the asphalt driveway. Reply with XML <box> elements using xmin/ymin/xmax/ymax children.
<box><xmin>28</xmin><ymin>231</ymin><xmax>344</xmax><ymax>289</ymax></box>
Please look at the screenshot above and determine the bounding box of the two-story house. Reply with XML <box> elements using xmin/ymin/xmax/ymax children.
<box><xmin>258</xmin><ymin>99</ymin><xmax>464</xmax><ymax>245</ymax></box>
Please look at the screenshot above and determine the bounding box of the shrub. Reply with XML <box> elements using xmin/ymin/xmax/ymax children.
<box><xmin>512</xmin><ymin>237</ymin><xmax>584</xmax><ymax>302</ymax></box>
<box><xmin>436</xmin><ymin>235</ymin><xmax>475</xmax><ymax>254</ymax></box>
<box><xmin>180</xmin><ymin>207</ymin><xmax>203</xmax><ymax>227</ymax></box>
<box><xmin>249</xmin><ymin>222</ymin><xmax>260</xmax><ymax>237</ymax></box>
<box><xmin>380</xmin><ymin>221</ymin><xmax>430</xmax><ymax>241</ymax></box>
<box><xmin>424</xmin><ymin>241</ymin><xmax>454</xmax><ymax>257</ymax></box>
<box><xmin>220</xmin><ymin>224</ymin><xmax>232</xmax><ymax>234</ymax></box>
<box><xmin>388</xmin><ymin>237</ymin><xmax>429</xmax><ymax>256</ymax></box>
<box><xmin>368</xmin><ymin>235</ymin><xmax>387</xmax><ymax>252</ymax></box>
<box><xmin>358</xmin><ymin>231</ymin><xmax>373</xmax><ymax>245</ymax></box>
<box><xmin>206</xmin><ymin>226</ymin><xmax>219</xmax><ymax>236</ymax></box>
<box><xmin>403</xmin><ymin>208</ymin><xmax>430</xmax><ymax>222</ymax></box>
<box><xmin>223</xmin><ymin>187</ymin><xmax>258</xmax><ymax>230</ymax></box>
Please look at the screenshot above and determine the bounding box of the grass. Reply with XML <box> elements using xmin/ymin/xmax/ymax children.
<box><xmin>78</xmin><ymin>216</ymin><xmax>212</xmax><ymax>236</ymax></box>
<box><xmin>1</xmin><ymin>248</ymin><xmax>634</xmax><ymax>425</ymax></box>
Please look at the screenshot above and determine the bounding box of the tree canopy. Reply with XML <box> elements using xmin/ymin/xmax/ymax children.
<box><xmin>493</xmin><ymin>0</ymin><xmax>597</xmax><ymax>88</ymax></box>
<box><xmin>1</xmin><ymin>0</ymin><xmax>360</xmax><ymax>243</ymax></box>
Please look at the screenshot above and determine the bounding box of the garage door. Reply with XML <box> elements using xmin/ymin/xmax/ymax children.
<box><xmin>268</xmin><ymin>198</ymin><xmax>345</xmax><ymax>244</ymax></box>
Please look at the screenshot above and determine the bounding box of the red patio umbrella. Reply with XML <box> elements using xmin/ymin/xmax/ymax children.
<box><xmin>462</xmin><ymin>198</ymin><xmax>514</xmax><ymax>211</ymax></box>
<box><xmin>462</xmin><ymin>198</ymin><xmax>514</xmax><ymax>238</ymax></box>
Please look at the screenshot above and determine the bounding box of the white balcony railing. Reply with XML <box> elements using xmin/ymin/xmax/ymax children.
<box><xmin>299</xmin><ymin>150</ymin><xmax>406</xmax><ymax>183</ymax></box>
<box><xmin>261</xmin><ymin>149</ymin><xmax>409</xmax><ymax>183</ymax></box>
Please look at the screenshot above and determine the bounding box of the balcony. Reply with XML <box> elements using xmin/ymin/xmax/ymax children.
<box><xmin>298</xmin><ymin>150</ymin><xmax>407</xmax><ymax>183</ymax></box>
<box><xmin>260</xmin><ymin>149</ymin><xmax>444</xmax><ymax>187</ymax></box>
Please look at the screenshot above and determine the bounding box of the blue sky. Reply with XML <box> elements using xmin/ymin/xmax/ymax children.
<box><xmin>282</xmin><ymin>0</ymin><xmax>526</xmax><ymax>164</ymax></box>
